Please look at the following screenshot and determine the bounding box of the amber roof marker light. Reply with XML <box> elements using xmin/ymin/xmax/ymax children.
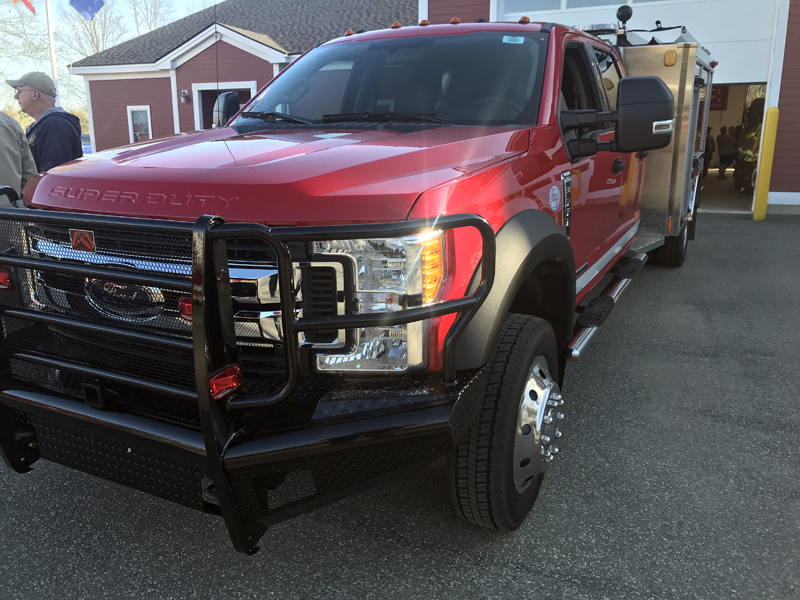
<box><xmin>519</xmin><ymin>16</ymin><xmax>531</xmax><ymax>24</ymax></box>
<box><xmin>391</xmin><ymin>21</ymin><xmax>402</xmax><ymax>29</ymax></box>
<box><xmin>419</xmin><ymin>19</ymin><xmax>430</xmax><ymax>26</ymax></box>
<box><xmin>344</xmin><ymin>30</ymin><xmax>355</xmax><ymax>36</ymax></box>
<box><xmin>450</xmin><ymin>17</ymin><xmax>461</xmax><ymax>24</ymax></box>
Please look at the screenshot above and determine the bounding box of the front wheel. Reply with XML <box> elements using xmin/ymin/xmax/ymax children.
<box><xmin>449</xmin><ymin>314</ymin><xmax>564</xmax><ymax>531</ymax></box>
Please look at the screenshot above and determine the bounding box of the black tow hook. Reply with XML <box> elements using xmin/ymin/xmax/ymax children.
<box><xmin>0</xmin><ymin>426</ymin><xmax>40</xmax><ymax>473</ymax></box>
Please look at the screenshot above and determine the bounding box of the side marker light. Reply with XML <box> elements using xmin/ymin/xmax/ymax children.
<box><xmin>209</xmin><ymin>365</ymin><xmax>242</xmax><ymax>400</ymax></box>
<box><xmin>178</xmin><ymin>296</ymin><xmax>192</xmax><ymax>322</ymax></box>
<box><xmin>0</xmin><ymin>270</ymin><xmax>11</xmax><ymax>290</ymax></box>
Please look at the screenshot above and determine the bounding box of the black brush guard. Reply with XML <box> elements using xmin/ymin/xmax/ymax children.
<box><xmin>0</xmin><ymin>209</ymin><xmax>494</xmax><ymax>554</ymax></box>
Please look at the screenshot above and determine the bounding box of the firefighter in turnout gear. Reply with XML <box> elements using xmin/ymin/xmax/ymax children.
<box><xmin>735</xmin><ymin>98</ymin><xmax>765</xmax><ymax>194</ymax></box>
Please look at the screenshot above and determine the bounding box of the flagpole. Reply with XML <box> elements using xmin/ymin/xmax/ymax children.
<box><xmin>44</xmin><ymin>0</ymin><xmax>58</xmax><ymax>81</ymax></box>
<box><xmin>43</xmin><ymin>0</ymin><xmax>60</xmax><ymax>105</ymax></box>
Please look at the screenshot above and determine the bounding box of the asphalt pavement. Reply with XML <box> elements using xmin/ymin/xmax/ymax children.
<box><xmin>1</xmin><ymin>214</ymin><xmax>798</xmax><ymax>600</ymax></box>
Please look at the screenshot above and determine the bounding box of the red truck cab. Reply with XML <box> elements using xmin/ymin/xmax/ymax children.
<box><xmin>0</xmin><ymin>22</ymin><xmax>674</xmax><ymax>553</ymax></box>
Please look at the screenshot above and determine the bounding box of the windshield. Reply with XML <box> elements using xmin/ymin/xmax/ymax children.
<box><xmin>235</xmin><ymin>31</ymin><xmax>548</xmax><ymax>128</ymax></box>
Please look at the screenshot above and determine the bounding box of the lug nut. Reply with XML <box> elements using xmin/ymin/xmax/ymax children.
<box><xmin>551</xmin><ymin>446</ymin><xmax>559</xmax><ymax>454</ymax></box>
<box><xmin>541</xmin><ymin>449</ymin><xmax>551</xmax><ymax>458</ymax></box>
<box><xmin>547</xmin><ymin>399</ymin><xmax>559</xmax><ymax>407</ymax></box>
<box><xmin>541</xmin><ymin>435</ymin><xmax>551</xmax><ymax>444</ymax></box>
<box><xmin>551</xmin><ymin>393</ymin><xmax>561</xmax><ymax>401</ymax></box>
<box><xmin>556</xmin><ymin>412</ymin><xmax>564</xmax><ymax>420</ymax></box>
<box><xmin>543</xmin><ymin>416</ymin><xmax>553</xmax><ymax>425</ymax></box>
<box><xmin>555</xmin><ymin>430</ymin><xmax>562</xmax><ymax>439</ymax></box>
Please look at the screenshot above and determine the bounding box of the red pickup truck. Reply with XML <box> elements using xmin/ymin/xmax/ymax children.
<box><xmin>0</xmin><ymin>20</ymin><xmax>680</xmax><ymax>554</ymax></box>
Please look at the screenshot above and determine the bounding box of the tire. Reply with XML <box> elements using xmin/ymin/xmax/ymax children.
<box><xmin>660</xmin><ymin>224</ymin><xmax>688</xmax><ymax>268</ymax></box>
<box><xmin>449</xmin><ymin>314</ymin><xmax>563</xmax><ymax>531</ymax></box>
<box><xmin>687</xmin><ymin>207</ymin><xmax>698</xmax><ymax>241</ymax></box>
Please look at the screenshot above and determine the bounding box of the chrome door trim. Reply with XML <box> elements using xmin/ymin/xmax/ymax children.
<box><xmin>576</xmin><ymin>220</ymin><xmax>639</xmax><ymax>294</ymax></box>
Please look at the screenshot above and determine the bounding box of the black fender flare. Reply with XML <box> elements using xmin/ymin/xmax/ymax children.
<box><xmin>454</xmin><ymin>209</ymin><xmax>576</xmax><ymax>371</ymax></box>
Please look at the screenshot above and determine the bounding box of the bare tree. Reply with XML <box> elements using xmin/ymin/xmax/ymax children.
<box><xmin>57</xmin><ymin>0</ymin><xmax>129</xmax><ymax>59</ymax></box>
<box><xmin>127</xmin><ymin>0</ymin><xmax>175</xmax><ymax>36</ymax></box>
<box><xmin>0</xmin><ymin>0</ymin><xmax>51</xmax><ymax>69</ymax></box>
<box><xmin>0</xmin><ymin>1</ymin><xmax>91</xmax><ymax>117</ymax></box>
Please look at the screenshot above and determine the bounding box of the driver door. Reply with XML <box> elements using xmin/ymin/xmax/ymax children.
<box><xmin>558</xmin><ymin>42</ymin><xmax>625</xmax><ymax>281</ymax></box>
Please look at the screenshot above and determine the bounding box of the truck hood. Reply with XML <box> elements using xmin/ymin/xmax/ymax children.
<box><xmin>31</xmin><ymin>126</ymin><xmax>529</xmax><ymax>225</ymax></box>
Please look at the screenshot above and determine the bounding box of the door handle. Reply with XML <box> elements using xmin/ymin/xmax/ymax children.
<box><xmin>612</xmin><ymin>157</ymin><xmax>627</xmax><ymax>176</ymax></box>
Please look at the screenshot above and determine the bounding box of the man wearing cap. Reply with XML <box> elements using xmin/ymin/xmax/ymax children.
<box><xmin>0</xmin><ymin>111</ymin><xmax>36</xmax><ymax>206</ymax></box>
<box><xmin>8</xmin><ymin>72</ymin><xmax>82</xmax><ymax>172</ymax></box>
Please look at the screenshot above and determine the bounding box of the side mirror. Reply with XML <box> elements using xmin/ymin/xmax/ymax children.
<box><xmin>213</xmin><ymin>91</ymin><xmax>241</xmax><ymax>128</ymax></box>
<box><xmin>559</xmin><ymin>75</ymin><xmax>674</xmax><ymax>157</ymax></box>
<box><xmin>615</xmin><ymin>76</ymin><xmax>675</xmax><ymax>152</ymax></box>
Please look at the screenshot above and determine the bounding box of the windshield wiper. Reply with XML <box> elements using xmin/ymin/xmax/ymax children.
<box><xmin>322</xmin><ymin>112</ymin><xmax>453</xmax><ymax>125</ymax></box>
<box><xmin>239</xmin><ymin>111</ymin><xmax>316</xmax><ymax>125</ymax></box>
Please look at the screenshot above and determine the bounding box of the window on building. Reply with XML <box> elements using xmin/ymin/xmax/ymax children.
<box><xmin>505</xmin><ymin>0</ymin><xmax>559</xmax><ymax>11</ymax></box>
<box><xmin>566</xmin><ymin>0</ymin><xmax>616</xmax><ymax>8</ymax></box>
<box><xmin>127</xmin><ymin>106</ymin><xmax>152</xmax><ymax>144</ymax></box>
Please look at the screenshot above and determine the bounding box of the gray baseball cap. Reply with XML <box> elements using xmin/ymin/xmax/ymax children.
<box><xmin>7</xmin><ymin>72</ymin><xmax>57</xmax><ymax>97</ymax></box>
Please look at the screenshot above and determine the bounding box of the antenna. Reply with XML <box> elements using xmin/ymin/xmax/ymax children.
<box><xmin>215</xmin><ymin>1</ymin><xmax>219</xmax><ymax>126</ymax></box>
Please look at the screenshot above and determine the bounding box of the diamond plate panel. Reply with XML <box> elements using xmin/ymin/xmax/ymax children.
<box><xmin>229</xmin><ymin>438</ymin><xmax>449</xmax><ymax>523</ymax></box>
<box><xmin>31</xmin><ymin>416</ymin><xmax>209</xmax><ymax>511</ymax></box>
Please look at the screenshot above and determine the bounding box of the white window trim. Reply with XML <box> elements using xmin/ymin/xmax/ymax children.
<box><xmin>127</xmin><ymin>105</ymin><xmax>152</xmax><ymax>144</ymax></box>
<box><xmin>85</xmin><ymin>79</ymin><xmax>97</xmax><ymax>153</ymax></box>
<box><xmin>191</xmin><ymin>81</ymin><xmax>258</xmax><ymax>131</ymax></box>
<box><xmin>71</xmin><ymin>24</ymin><xmax>290</xmax><ymax>76</ymax></box>
<box><xmin>497</xmin><ymin>0</ymin><xmax>718</xmax><ymax>20</ymax></box>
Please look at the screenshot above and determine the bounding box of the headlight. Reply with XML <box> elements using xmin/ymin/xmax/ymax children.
<box><xmin>314</xmin><ymin>231</ymin><xmax>445</xmax><ymax>373</ymax></box>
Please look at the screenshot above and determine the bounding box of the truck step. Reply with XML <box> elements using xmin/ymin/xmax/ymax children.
<box><xmin>613</xmin><ymin>257</ymin><xmax>645</xmax><ymax>279</ymax></box>
<box><xmin>575</xmin><ymin>296</ymin><xmax>615</xmax><ymax>328</ymax></box>
<box><xmin>569</xmin><ymin>253</ymin><xmax>648</xmax><ymax>359</ymax></box>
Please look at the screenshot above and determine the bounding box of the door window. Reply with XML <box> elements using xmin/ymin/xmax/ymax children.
<box><xmin>559</xmin><ymin>44</ymin><xmax>604</xmax><ymax>148</ymax></box>
<box><xmin>591</xmin><ymin>49</ymin><xmax>622</xmax><ymax>110</ymax></box>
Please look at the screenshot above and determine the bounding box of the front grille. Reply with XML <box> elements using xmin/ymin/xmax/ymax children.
<box><xmin>9</xmin><ymin>360</ymin><xmax>202</xmax><ymax>427</ymax></box>
<box><xmin>3</xmin><ymin>317</ymin><xmax>196</xmax><ymax>389</ymax></box>
<box><xmin>302</xmin><ymin>266</ymin><xmax>340</xmax><ymax>344</ymax></box>
<box><xmin>0</xmin><ymin>216</ymin><xmax>342</xmax><ymax>416</ymax></box>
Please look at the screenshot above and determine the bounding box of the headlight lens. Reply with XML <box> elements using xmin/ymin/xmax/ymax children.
<box><xmin>314</xmin><ymin>231</ymin><xmax>445</xmax><ymax>373</ymax></box>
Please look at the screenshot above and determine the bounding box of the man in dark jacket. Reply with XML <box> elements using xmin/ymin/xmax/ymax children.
<box><xmin>7</xmin><ymin>72</ymin><xmax>82</xmax><ymax>172</ymax></box>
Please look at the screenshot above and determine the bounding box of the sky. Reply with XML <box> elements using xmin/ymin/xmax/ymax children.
<box><xmin>2</xmin><ymin>0</ymin><xmax>227</xmax><ymax>114</ymax></box>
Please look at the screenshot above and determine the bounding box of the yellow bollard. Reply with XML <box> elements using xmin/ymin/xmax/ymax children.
<box><xmin>753</xmin><ymin>107</ymin><xmax>779</xmax><ymax>221</ymax></box>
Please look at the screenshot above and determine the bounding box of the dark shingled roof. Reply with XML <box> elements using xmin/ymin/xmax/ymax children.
<box><xmin>72</xmin><ymin>0</ymin><xmax>417</xmax><ymax>67</ymax></box>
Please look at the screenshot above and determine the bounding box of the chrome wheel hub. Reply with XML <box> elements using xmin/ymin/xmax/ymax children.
<box><xmin>512</xmin><ymin>355</ymin><xmax>564</xmax><ymax>493</ymax></box>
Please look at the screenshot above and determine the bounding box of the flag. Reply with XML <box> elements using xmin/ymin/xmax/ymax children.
<box><xmin>13</xmin><ymin>0</ymin><xmax>36</xmax><ymax>15</ymax></box>
<box><xmin>69</xmin><ymin>0</ymin><xmax>105</xmax><ymax>20</ymax></box>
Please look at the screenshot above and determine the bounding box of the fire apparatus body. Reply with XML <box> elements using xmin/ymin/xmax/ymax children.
<box><xmin>0</xmin><ymin>13</ymin><xmax>710</xmax><ymax>554</ymax></box>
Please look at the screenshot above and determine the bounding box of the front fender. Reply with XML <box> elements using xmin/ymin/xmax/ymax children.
<box><xmin>455</xmin><ymin>209</ymin><xmax>575</xmax><ymax>371</ymax></box>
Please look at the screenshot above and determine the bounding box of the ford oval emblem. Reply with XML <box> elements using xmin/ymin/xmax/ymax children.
<box><xmin>85</xmin><ymin>279</ymin><xmax>164</xmax><ymax>321</ymax></box>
